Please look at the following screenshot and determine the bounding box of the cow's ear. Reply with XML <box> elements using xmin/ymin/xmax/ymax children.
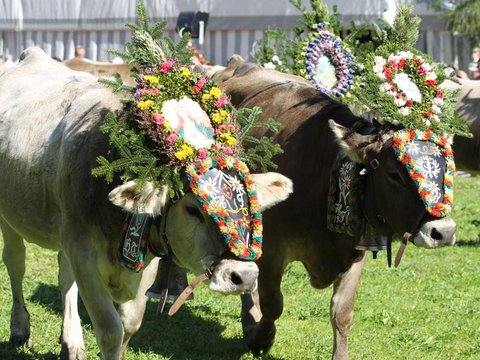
<box><xmin>329</xmin><ymin>119</ymin><xmax>387</xmax><ymax>164</ymax></box>
<box><xmin>250</xmin><ymin>172</ymin><xmax>293</xmax><ymax>211</ymax></box>
<box><xmin>108</xmin><ymin>181</ymin><xmax>167</xmax><ymax>216</ymax></box>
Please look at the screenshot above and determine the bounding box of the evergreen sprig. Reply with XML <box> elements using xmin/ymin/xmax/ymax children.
<box><xmin>236</xmin><ymin>107</ymin><xmax>283</xmax><ymax>172</ymax></box>
<box><xmin>94</xmin><ymin>2</ymin><xmax>284</xmax><ymax>196</ymax></box>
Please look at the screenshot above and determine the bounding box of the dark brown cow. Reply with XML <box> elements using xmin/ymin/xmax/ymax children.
<box><xmin>212</xmin><ymin>56</ymin><xmax>457</xmax><ymax>359</ymax></box>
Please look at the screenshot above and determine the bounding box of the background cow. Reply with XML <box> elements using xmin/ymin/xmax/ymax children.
<box><xmin>212</xmin><ymin>56</ymin><xmax>457</xmax><ymax>359</ymax></box>
<box><xmin>0</xmin><ymin>48</ymin><xmax>292</xmax><ymax>360</ymax></box>
<box><xmin>442</xmin><ymin>79</ymin><xmax>480</xmax><ymax>175</ymax></box>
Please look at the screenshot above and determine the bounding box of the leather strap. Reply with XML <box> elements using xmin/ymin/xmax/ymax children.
<box><xmin>168</xmin><ymin>273</ymin><xmax>209</xmax><ymax>316</ymax></box>
<box><xmin>394</xmin><ymin>232</ymin><xmax>411</xmax><ymax>268</ymax></box>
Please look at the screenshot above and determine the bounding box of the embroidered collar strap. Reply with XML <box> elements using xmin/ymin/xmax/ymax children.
<box><xmin>186</xmin><ymin>155</ymin><xmax>263</xmax><ymax>261</ymax></box>
<box><xmin>392</xmin><ymin>129</ymin><xmax>454</xmax><ymax>218</ymax></box>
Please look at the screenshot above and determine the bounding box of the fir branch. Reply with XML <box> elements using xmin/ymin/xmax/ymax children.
<box><xmin>235</xmin><ymin>107</ymin><xmax>283</xmax><ymax>171</ymax></box>
<box><xmin>98</xmin><ymin>73</ymin><xmax>134</xmax><ymax>93</ymax></box>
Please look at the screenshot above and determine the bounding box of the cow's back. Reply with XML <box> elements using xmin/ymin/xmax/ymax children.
<box><xmin>0</xmin><ymin>47</ymin><xmax>122</xmax><ymax>248</ymax></box>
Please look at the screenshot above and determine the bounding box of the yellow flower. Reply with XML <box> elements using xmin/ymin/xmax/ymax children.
<box><xmin>137</xmin><ymin>99</ymin><xmax>155</xmax><ymax>110</ymax></box>
<box><xmin>202</xmin><ymin>93</ymin><xmax>212</xmax><ymax>102</ymax></box>
<box><xmin>181</xmin><ymin>67</ymin><xmax>191</xmax><ymax>78</ymax></box>
<box><xmin>219</xmin><ymin>110</ymin><xmax>230</xmax><ymax>119</ymax></box>
<box><xmin>209</xmin><ymin>87</ymin><xmax>222</xmax><ymax>99</ymax></box>
<box><xmin>143</xmin><ymin>75</ymin><xmax>159</xmax><ymax>85</ymax></box>
<box><xmin>175</xmin><ymin>144</ymin><xmax>194</xmax><ymax>160</ymax></box>
<box><xmin>212</xmin><ymin>112</ymin><xmax>223</xmax><ymax>124</ymax></box>
<box><xmin>163</xmin><ymin>120</ymin><xmax>172</xmax><ymax>132</ymax></box>
<box><xmin>220</xmin><ymin>133</ymin><xmax>237</xmax><ymax>146</ymax></box>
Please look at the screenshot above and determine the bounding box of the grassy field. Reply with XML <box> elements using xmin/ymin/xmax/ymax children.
<box><xmin>0</xmin><ymin>176</ymin><xmax>479</xmax><ymax>360</ymax></box>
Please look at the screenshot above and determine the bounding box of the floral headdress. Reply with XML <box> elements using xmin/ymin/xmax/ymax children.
<box><xmin>130</xmin><ymin>60</ymin><xmax>263</xmax><ymax>260</ymax></box>
<box><xmin>92</xmin><ymin>4</ymin><xmax>284</xmax><ymax>261</ymax></box>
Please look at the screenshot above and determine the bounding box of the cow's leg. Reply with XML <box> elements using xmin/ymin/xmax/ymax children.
<box><xmin>242</xmin><ymin>255</ymin><xmax>285</xmax><ymax>354</ymax></box>
<box><xmin>330</xmin><ymin>252</ymin><xmax>366</xmax><ymax>360</ymax></box>
<box><xmin>58</xmin><ymin>251</ymin><xmax>85</xmax><ymax>360</ymax></box>
<box><xmin>1</xmin><ymin>221</ymin><xmax>31</xmax><ymax>347</ymax></box>
<box><xmin>118</xmin><ymin>257</ymin><xmax>159</xmax><ymax>360</ymax></box>
<box><xmin>63</xmin><ymin>240</ymin><xmax>123</xmax><ymax>360</ymax></box>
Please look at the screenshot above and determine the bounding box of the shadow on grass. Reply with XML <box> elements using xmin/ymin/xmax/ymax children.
<box><xmin>0</xmin><ymin>342</ymin><xmax>57</xmax><ymax>360</ymax></box>
<box><xmin>455</xmin><ymin>239</ymin><xmax>480</xmax><ymax>247</ymax></box>
<box><xmin>28</xmin><ymin>283</ymin><xmax>91</xmax><ymax>325</ymax></box>
<box><xmin>27</xmin><ymin>284</ymin><xmax>278</xmax><ymax>359</ymax></box>
<box><xmin>129</xmin><ymin>301</ymin><xmax>282</xmax><ymax>360</ymax></box>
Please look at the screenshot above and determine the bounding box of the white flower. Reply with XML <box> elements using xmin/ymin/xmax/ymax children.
<box><xmin>431</xmin><ymin>104</ymin><xmax>442</xmax><ymax>114</ymax></box>
<box><xmin>398</xmin><ymin>51</ymin><xmax>413</xmax><ymax>60</ymax></box>
<box><xmin>433</xmin><ymin>97</ymin><xmax>444</xmax><ymax>106</ymax></box>
<box><xmin>422</xmin><ymin>63</ymin><xmax>432</xmax><ymax>72</ymax></box>
<box><xmin>162</xmin><ymin>97</ymin><xmax>215</xmax><ymax>149</ymax></box>
<box><xmin>377</xmin><ymin>72</ymin><xmax>387</xmax><ymax>80</ymax></box>
<box><xmin>379</xmin><ymin>82</ymin><xmax>391</xmax><ymax>92</ymax></box>
<box><xmin>388</xmin><ymin>55</ymin><xmax>400</xmax><ymax>64</ymax></box>
<box><xmin>425</xmin><ymin>119</ymin><xmax>431</xmax><ymax>126</ymax></box>
<box><xmin>399</xmin><ymin>107</ymin><xmax>411</xmax><ymax>116</ymax></box>
<box><xmin>425</xmin><ymin>72</ymin><xmax>437</xmax><ymax>81</ymax></box>
<box><xmin>374</xmin><ymin>56</ymin><xmax>386</xmax><ymax>67</ymax></box>
<box><xmin>415</xmin><ymin>55</ymin><xmax>424</xmax><ymax>63</ymax></box>
<box><xmin>394</xmin><ymin>98</ymin><xmax>407</xmax><ymax>107</ymax></box>
<box><xmin>263</xmin><ymin>62</ymin><xmax>276</xmax><ymax>69</ymax></box>
<box><xmin>393</xmin><ymin>73</ymin><xmax>422</xmax><ymax>102</ymax></box>
<box><xmin>387</xmin><ymin>90</ymin><xmax>397</xmax><ymax>96</ymax></box>
<box><xmin>373</xmin><ymin>64</ymin><xmax>384</xmax><ymax>74</ymax></box>
<box><xmin>271</xmin><ymin>55</ymin><xmax>282</xmax><ymax>64</ymax></box>
<box><xmin>431</xmin><ymin>114</ymin><xmax>440</xmax><ymax>122</ymax></box>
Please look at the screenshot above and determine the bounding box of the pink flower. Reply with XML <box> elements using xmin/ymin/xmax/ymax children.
<box><xmin>214</xmin><ymin>97</ymin><xmax>229</xmax><ymax>108</ymax></box>
<box><xmin>193</xmin><ymin>77</ymin><xmax>207</xmax><ymax>94</ymax></box>
<box><xmin>160</xmin><ymin>60</ymin><xmax>175</xmax><ymax>73</ymax></box>
<box><xmin>436</xmin><ymin>89</ymin><xmax>444</xmax><ymax>99</ymax></box>
<box><xmin>198</xmin><ymin>149</ymin><xmax>208</xmax><ymax>159</ymax></box>
<box><xmin>152</xmin><ymin>113</ymin><xmax>164</xmax><ymax>125</ymax></box>
<box><xmin>149</xmin><ymin>88</ymin><xmax>160</xmax><ymax>95</ymax></box>
<box><xmin>167</xmin><ymin>133</ymin><xmax>177</xmax><ymax>143</ymax></box>
<box><xmin>136</xmin><ymin>88</ymin><xmax>147</xmax><ymax>95</ymax></box>
<box><xmin>223</xmin><ymin>147</ymin><xmax>234</xmax><ymax>155</ymax></box>
<box><xmin>417</xmin><ymin>66</ymin><xmax>427</xmax><ymax>76</ymax></box>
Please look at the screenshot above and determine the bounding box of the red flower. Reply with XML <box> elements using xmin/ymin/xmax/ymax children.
<box><xmin>425</xmin><ymin>79</ymin><xmax>437</xmax><ymax>86</ymax></box>
<box><xmin>399</xmin><ymin>58</ymin><xmax>406</xmax><ymax>69</ymax></box>
<box><xmin>405</xmin><ymin>100</ymin><xmax>413</xmax><ymax>107</ymax></box>
<box><xmin>436</xmin><ymin>89</ymin><xmax>444</xmax><ymax>99</ymax></box>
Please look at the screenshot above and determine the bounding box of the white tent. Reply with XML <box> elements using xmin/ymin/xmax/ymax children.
<box><xmin>0</xmin><ymin>0</ymin><xmax>471</xmax><ymax>70</ymax></box>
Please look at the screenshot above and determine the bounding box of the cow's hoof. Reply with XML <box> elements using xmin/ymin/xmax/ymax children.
<box><xmin>60</xmin><ymin>342</ymin><xmax>86</xmax><ymax>360</ymax></box>
<box><xmin>245</xmin><ymin>321</ymin><xmax>276</xmax><ymax>355</ymax></box>
<box><xmin>9</xmin><ymin>333</ymin><xmax>32</xmax><ymax>348</ymax></box>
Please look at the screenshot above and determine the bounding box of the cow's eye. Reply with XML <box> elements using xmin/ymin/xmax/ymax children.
<box><xmin>186</xmin><ymin>205</ymin><xmax>204</xmax><ymax>221</ymax></box>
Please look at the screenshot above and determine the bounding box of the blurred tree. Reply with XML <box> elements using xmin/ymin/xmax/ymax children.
<box><xmin>429</xmin><ymin>0</ymin><xmax>480</xmax><ymax>46</ymax></box>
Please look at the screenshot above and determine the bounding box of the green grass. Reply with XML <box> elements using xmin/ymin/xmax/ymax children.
<box><xmin>1</xmin><ymin>176</ymin><xmax>479</xmax><ymax>359</ymax></box>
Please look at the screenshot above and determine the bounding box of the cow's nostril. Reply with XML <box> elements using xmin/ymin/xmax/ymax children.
<box><xmin>230</xmin><ymin>272</ymin><xmax>242</xmax><ymax>285</ymax></box>
<box><xmin>431</xmin><ymin>227</ymin><xmax>443</xmax><ymax>241</ymax></box>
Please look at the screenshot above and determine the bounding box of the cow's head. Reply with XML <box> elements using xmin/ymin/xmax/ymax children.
<box><xmin>330</xmin><ymin>120</ymin><xmax>456</xmax><ymax>248</ymax></box>
<box><xmin>108</xmin><ymin>172</ymin><xmax>293</xmax><ymax>294</ymax></box>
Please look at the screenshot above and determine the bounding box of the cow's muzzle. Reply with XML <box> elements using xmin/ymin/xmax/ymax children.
<box><xmin>208</xmin><ymin>259</ymin><xmax>259</xmax><ymax>294</ymax></box>
<box><xmin>413</xmin><ymin>217</ymin><xmax>457</xmax><ymax>248</ymax></box>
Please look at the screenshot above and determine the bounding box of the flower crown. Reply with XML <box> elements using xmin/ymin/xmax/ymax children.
<box><xmin>130</xmin><ymin>59</ymin><xmax>263</xmax><ymax>260</ymax></box>
<box><xmin>133</xmin><ymin>60</ymin><xmax>239</xmax><ymax>165</ymax></box>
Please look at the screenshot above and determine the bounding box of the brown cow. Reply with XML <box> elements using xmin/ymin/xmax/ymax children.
<box><xmin>63</xmin><ymin>57</ymin><xmax>134</xmax><ymax>85</ymax></box>
<box><xmin>442</xmin><ymin>79</ymin><xmax>480</xmax><ymax>174</ymax></box>
<box><xmin>212</xmin><ymin>56</ymin><xmax>457</xmax><ymax>359</ymax></box>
